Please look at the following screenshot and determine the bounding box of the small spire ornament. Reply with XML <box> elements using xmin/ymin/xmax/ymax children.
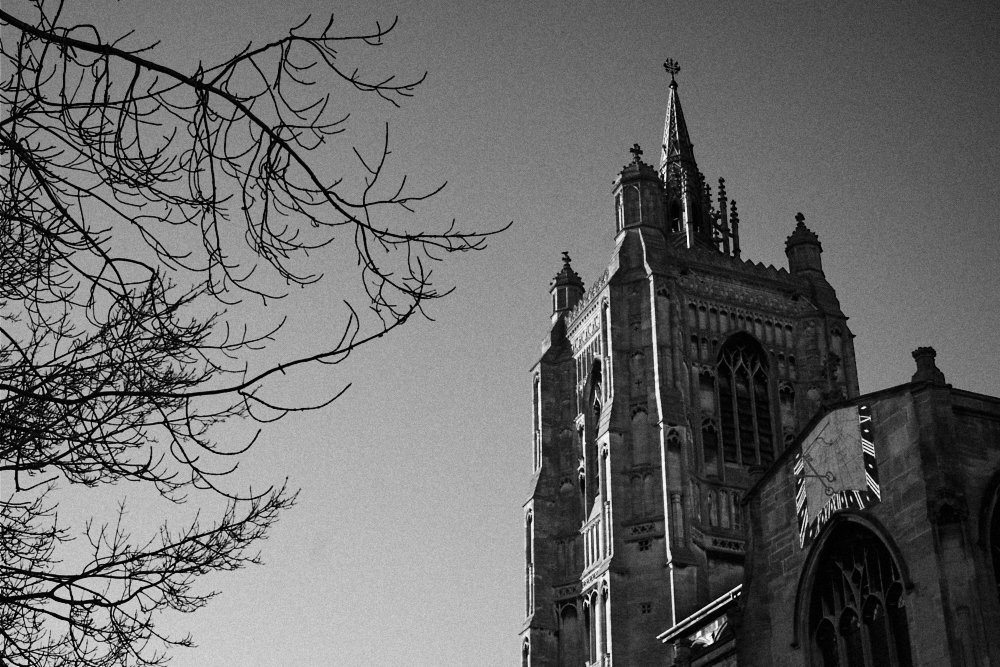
<box><xmin>629</xmin><ymin>143</ymin><xmax>643</xmax><ymax>163</ymax></box>
<box><xmin>663</xmin><ymin>58</ymin><xmax>680</xmax><ymax>81</ymax></box>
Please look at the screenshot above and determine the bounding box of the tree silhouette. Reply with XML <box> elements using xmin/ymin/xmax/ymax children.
<box><xmin>0</xmin><ymin>1</ymin><xmax>506</xmax><ymax>663</ymax></box>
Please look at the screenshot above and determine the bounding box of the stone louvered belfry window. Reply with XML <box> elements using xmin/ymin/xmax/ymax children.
<box><xmin>808</xmin><ymin>523</ymin><xmax>913</xmax><ymax>667</ymax></box>
<box><xmin>715</xmin><ymin>333</ymin><xmax>774</xmax><ymax>467</ymax></box>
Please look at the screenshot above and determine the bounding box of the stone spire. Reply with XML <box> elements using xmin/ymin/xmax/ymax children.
<box><xmin>659</xmin><ymin>59</ymin><xmax>697</xmax><ymax>176</ymax></box>
<box><xmin>658</xmin><ymin>60</ymin><xmax>712</xmax><ymax>248</ymax></box>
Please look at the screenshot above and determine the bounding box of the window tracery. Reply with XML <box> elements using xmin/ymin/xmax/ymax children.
<box><xmin>716</xmin><ymin>334</ymin><xmax>774</xmax><ymax>467</ymax></box>
<box><xmin>807</xmin><ymin>523</ymin><xmax>912</xmax><ymax>667</ymax></box>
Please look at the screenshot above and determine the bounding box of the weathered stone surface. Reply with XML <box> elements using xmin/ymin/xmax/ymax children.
<box><xmin>740</xmin><ymin>385</ymin><xmax>1000</xmax><ymax>666</ymax></box>
<box><xmin>522</xmin><ymin>78</ymin><xmax>859</xmax><ymax>666</ymax></box>
<box><xmin>522</xmin><ymin>69</ymin><xmax>1000</xmax><ymax>667</ymax></box>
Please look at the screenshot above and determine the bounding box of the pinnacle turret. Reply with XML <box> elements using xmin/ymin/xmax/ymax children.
<box><xmin>785</xmin><ymin>212</ymin><xmax>824</xmax><ymax>276</ymax></box>
<box><xmin>911</xmin><ymin>347</ymin><xmax>947</xmax><ymax>384</ymax></box>
<box><xmin>786</xmin><ymin>212</ymin><xmax>821</xmax><ymax>247</ymax></box>
<box><xmin>613</xmin><ymin>144</ymin><xmax>664</xmax><ymax>234</ymax></box>
<box><xmin>550</xmin><ymin>251</ymin><xmax>584</xmax><ymax>321</ymax></box>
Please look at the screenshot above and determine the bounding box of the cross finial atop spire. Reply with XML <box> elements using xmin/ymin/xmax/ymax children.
<box><xmin>629</xmin><ymin>143</ymin><xmax>643</xmax><ymax>163</ymax></box>
<box><xmin>795</xmin><ymin>212</ymin><xmax>805</xmax><ymax>225</ymax></box>
<box><xmin>561</xmin><ymin>251</ymin><xmax>571</xmax><ymax>265</ymax></box>
<box><xmin>663</xmin><ymin>58</ymin><xmax>680</xmax><ymax>81</ymax></box>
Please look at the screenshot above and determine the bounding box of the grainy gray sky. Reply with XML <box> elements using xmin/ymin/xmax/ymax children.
<box><xmin>34</xmin><ymin>0</ymin><xmax>1000</xmax><ymax>665</ymax></box>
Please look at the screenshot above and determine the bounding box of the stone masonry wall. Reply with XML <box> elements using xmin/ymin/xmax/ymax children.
<box><xmin>739</xmin><ymin>386</ymin><xmax>1000</xmax><ymax>666</ymax></box>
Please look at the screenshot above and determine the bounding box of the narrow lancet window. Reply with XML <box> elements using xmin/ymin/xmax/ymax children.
<box><xmin>524</xmin><ymin>512</ymin><xmax>534</xmax><ymax>618</ymax></box>
<box><xmin>702</xmin><ymin>421</ymin><xmax>719</xmax><ymax>476</ymax></box>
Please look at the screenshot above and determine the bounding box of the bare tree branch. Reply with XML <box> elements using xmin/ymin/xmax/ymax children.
<box><xmin>0</xmin><ymin>1</ymin><xmax>507</xmax><ymax>663</ymax></box>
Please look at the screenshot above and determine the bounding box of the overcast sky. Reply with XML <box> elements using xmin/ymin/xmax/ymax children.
<box><xmin>27</xmin><ymin>0</ymin><xmax>1000</xmax><ymax>665</ymax></box>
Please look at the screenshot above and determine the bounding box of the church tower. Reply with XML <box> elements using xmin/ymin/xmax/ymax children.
<box><xmin>521</xmin><ymin>63</ymin><xmax>860</xmax><ymax>666</ymax></box>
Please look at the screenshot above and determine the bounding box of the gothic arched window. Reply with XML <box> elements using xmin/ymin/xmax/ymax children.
<box><xmin>779</xmin><ymin>381</ymin><xmax>795</xmax><ymax>432</ymax></box>
<box><xmin>559</xmin><ymin>603</ymin><xmax>584</xmax><ymax>665</ymax></box>
<box><xmin>589</xmin><ymin>360</ymin><xmax>602</xmax><ymax>440</ymax></box>
<box><xmin>581</xmin><ymin>360</ymin><xmax>603</xmax><ymax>513</ymax></box>
<box><xmin>524</xmin><ymin>512</ymin><xmax>534</xmax><ymax>618</ymax></box>
<box><xmin>699</xmin><ymin>370</ymin><xmax>716</xmax><ymax>412</ymax></box>
<box><xmin>701</xmin><ymin>420</ymin><xmax>719</xmax><ymax>477</ymax></box>
<box><xmin>532</xmin><ymin>374</ymin><xmax>542</xmax><ymax>471</ymax></box>
<box><xmin>807</xmin><ymin>523</ymin><xmax>913</xmax><ymax>667</ymax></box>
<box><xmin>668</xmin><ymin>199</ymin><xmax>682</xmax><ymax>233</ymax></box>
<box><xmin>717</xmin><ymin>334</ymin><xmax>774</xmax><ymax>466</ymax></box>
